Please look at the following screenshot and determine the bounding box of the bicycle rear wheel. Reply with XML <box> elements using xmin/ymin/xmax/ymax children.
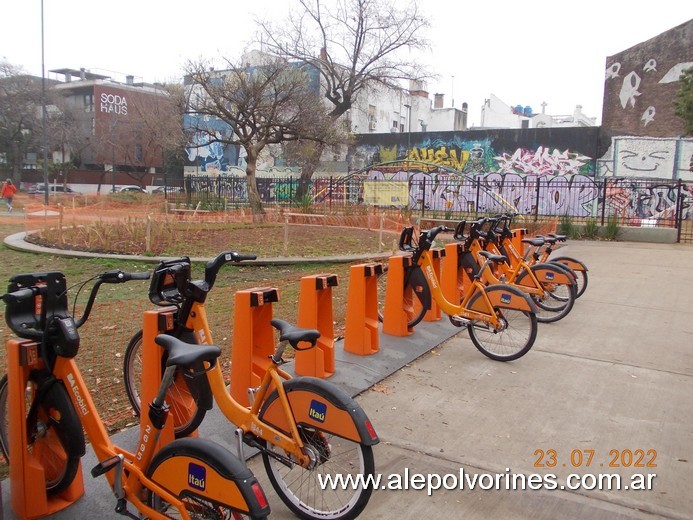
<box><xmin>123</xmin><ymin>330</ymin><xmax>206</xmax><ymax>438</ymax></box>
<box><xmin>465</xmin><ymin>292</ymin><xmax>538</xmax><ymax>361</ymax></box>
<box><xmin>550</xmin><ymin>257</ymin><xmax>588</xmax><ymax>298</ymax></box>
<box><xmin>0</xmin><ymin>374</ymin><xmax>82</xmax><ymax>495</ymax></box>
<box><xmin>259</xmin><ymin>383</ymin><xmax>375</xmax><ymax>520</ymax></box>
<box><xmin>146</xmin><ymin>437</ymin><xmax>270</xmax><ymax>519</ymax></box>
<box><xmin>516</xmin><ymin>264</ymin><xmax>576</xmax><ymax>323</ymax></box>
<box><xmin>376</xmin><ymin>265</ymin><xmax>429</xmax><ymax>329</ymax></box>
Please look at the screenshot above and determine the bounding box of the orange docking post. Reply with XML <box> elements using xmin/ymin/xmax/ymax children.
<box><xmin>422</xmin><ymin>247</ymin><xmax>445</xmax><ymax>322</ymax></box>
<box><xmin>344</xmin><ymin>263</ymin><xmax>382</xmax><ymax>356</ymax></box>
<box><xmin>295</xmin><ymin>274</ymin><xmax>338</xmax><ymax>377</ymax></box>
<box><xmin>7</xmin><ymin>339</ymin><xmax>84</xmax><ymax>519</ymax></box>
<box><xmin>230</xmin><ymin>287</ymin><xmax>279</xmax><ymax>406</ymax></box>
<box><xmin>511</xmin><ymin>228</ymin><xmax>528</xmax><ymax>256</ymax></box>
<box><xmin>139</xmin><ymin>307</ymin><xmax>180</xmax><ymax>446</ymax></box>
<box><xmin>441</xmin><ymin>242</ymin><xmax>468</xmax><ymax>306</ymax></box>
<box><xmin>381</xmin><ymin>255</ymin><xmax>415</xmax><ymax>337</ymax></box>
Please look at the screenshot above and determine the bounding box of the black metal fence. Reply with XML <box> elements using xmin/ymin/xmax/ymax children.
<box><xmin>165</xmin><ymin>174</ymin><xmax>693</xmax><ymax>242</ymax></box>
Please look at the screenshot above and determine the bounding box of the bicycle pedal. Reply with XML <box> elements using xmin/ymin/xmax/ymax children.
<box><xmin>91</xmin><ymin>454</ymin><xmax>123</xmax><ymax>478</ymax></box>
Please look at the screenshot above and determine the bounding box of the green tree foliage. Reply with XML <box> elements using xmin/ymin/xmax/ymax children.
<box><xmin>674</xmin><ymin>66</ymin><xmax>693</xmax><ymax>136</ymax></box>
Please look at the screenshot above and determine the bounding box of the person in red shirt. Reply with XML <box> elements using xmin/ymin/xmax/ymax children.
<box><xmin>2</xmin><ymin>179</ymin><xmax>17</xmax><ymax>212</ymax></box>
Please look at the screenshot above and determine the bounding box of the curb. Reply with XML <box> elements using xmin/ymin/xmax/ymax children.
<box><xmin>3</xmin><ymin>231</ymin><xmax>394</xmax><ymax>265</ymax></box>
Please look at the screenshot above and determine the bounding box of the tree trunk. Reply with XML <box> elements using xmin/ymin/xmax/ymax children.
<box><xmin>245</xmin><ymin>150</ymin><xmax>265</xmax><ymax>221</ymax></box>
<box><xmin>295</xmin><ymin>141</ymin><xmax>326</xmax><ymax>200</ymax></box>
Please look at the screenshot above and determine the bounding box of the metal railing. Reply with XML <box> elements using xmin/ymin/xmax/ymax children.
<box><xmin>165</xmin><ymin>174</ymin><xmax>691</xmax><ymax>239</ymax></box>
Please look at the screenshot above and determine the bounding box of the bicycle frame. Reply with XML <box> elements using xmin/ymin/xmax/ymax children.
<box><xmin>410</xmin><ymin>245</ymin><xmax>536</xmax><ymax>324</ymax></box>
<box><xmin>56</xmin><ymin>355</ymin><xmax>196</xmax><ymax>518</ymax></box>
<box><xmin>156</xmin><ymin>299</ymin><xmax>376</xmax><ymax>469</ymax></box>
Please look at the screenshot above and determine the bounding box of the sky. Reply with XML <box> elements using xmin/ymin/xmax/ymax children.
<box><xmin>2</xmin><ymin>1</ymin><xmax>692</xmax><ymax>127</ymax></box>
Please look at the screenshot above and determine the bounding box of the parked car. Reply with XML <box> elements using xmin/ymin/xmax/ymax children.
<box><xmin>27</xmin><ymin>184</ymin><xmax>81</xmax><ymax>195</ymax></box>
<box><xmin>113</xmin><ymin>185</ymin><xmax>148</xmax><ymax>194</ymax></box>
<box><xmin>151</xmin><ymin>186</ymin><xmax>184</xmax><ymax>194</ymax></box>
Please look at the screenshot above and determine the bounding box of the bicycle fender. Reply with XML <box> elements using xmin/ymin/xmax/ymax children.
<box><xmin>515</xmin><ymin>263</ymin><xmax>575</xmax><ymax>287</ymax></box>
<box><xmin>259</xmin><ymin>377</ymin><xmax>379</xmax><ymax>446</ymax></box>
<box><xmin>550</xmin><ymin>256</ymin><xmax>588</xmax><ymax>272</ymax></box>
<box><xmin>483</xmin><ymin>284</ymin><xmax>537</xmax><ymax>313</ymax></box>
<box><xmin>44</xmin><ymin>379</ymin><xmax>86</xmax><ymax>457</ymax></box>
<box><xmin>147</xmin><ymin>437</ymin><xmax>271</xmax><ymax>518</ymax></box>
<box><xmin>527</xmin><ymin>263</ymin><xmax>575</xmax><ymax>286</ymax></box>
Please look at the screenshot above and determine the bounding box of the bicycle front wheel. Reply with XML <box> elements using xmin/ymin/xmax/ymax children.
<box><xmin>377</xmin><ymin>264</ymin><xmax>429</xmax><ymax>329</ymax></box>
<box><xmin>123</xmin><ymin>330</ymin><xmax>206</xmax><ymax>438</ymax></box>
<box><xmin>0</xmin><ymin>374</ymin><xmax>82</xmax><ymax>495</ymax></box>
<box><xmin>466</xmin><ymin>292</ymin><xmax>538</xmax><ymax>361</ymax></box>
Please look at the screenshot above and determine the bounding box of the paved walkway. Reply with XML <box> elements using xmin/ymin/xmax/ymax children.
<box><xmin>2</xmin><ymin>240</ymin><xmax>693</xmax><ymax>519</ymax></box>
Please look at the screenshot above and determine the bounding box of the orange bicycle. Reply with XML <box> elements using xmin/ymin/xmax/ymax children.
<box><xmin>0</xmin><ymin>269</ymin><xmax>270</xmax><ymax>519</ymax></box>
<box><xmin>482</xmin><ymin>213</ymin><xmax>588</xmax><ymax>299</ymax></box>
<box><xmin>122</xmin><ymin>252</ymin><xmax>380</xmax><ymax>520</ymax></box>
<box><xmin>457</xmin><ymin>218</ymin><xmax>577</xmax><ymax>323</ymax></box>
<box><xmin>380</xmin><ymin>225</ymin><xmax>539</xmax><ymax>361</ymax></box>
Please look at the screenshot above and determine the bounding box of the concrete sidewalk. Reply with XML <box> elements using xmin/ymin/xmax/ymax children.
<box><xmin>2</xmin><ymin>240</ymin><xmax>693</xmax><ymax>519</ymax></box>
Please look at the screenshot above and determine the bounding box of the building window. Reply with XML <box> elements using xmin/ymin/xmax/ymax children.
<box><xmin>84</xmin><ymin>94</ymin><xmax>93</xmax><ymax>112</ymax></box>
<box><xmin>135</xmin><ymin>144</ymin><xmax>143</xmax><ymax>161</ymax></box>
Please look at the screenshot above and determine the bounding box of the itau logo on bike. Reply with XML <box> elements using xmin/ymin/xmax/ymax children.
<box><xmin>188</xmin><ymin>462</ymin><xmax>207</xmax><ymax>491</ymax></box>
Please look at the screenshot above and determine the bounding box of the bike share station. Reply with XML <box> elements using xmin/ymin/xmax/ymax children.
<box><xmin>3</xmin><ymin>222</ymin><xmax>544</xmax><ymax>519</ymax></box>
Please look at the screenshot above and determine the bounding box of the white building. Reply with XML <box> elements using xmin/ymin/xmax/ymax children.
<box><xmin>348</xmin><ymin>80</ymin><xmax>468</xmax><ymax>135</ymax></box>
<box><xmin>479</xmin><ymin>93</ymin><xmax>597</xmax><ymax>129</ymax></box>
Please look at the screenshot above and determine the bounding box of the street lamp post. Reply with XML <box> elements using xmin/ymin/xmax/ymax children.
<box><xmin>41</xmin><ymin>0</ymin><xmax>49</xmax><ymax>205</ymax></box>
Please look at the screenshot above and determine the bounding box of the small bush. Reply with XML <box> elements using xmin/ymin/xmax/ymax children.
<box><xmin>558</xmin><ymin>215</ymin><xmax>581</xmax><ymax>239</ymax></box>
<box><xmin>603</xmin><ymin>215</ymin><xmax>621</xmax><ymax>240</ymax></box>
<box><xmin>583</xmin><ymin>218</ymin><xmax>599</xmax><ymax>239</ymax></box>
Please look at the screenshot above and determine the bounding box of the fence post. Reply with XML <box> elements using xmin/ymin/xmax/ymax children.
<box><xmin>534</xmin><ymin>178</ymin><xmax>541</xmax><ymax>222</ymax></box>
<box><xmin>675</xmin><ymin>179</ymin><xmax>683</xmax><ymax>243</ymax></box>
<box><xmin>600</xmin><ymin>179</ymin><xmax>607</xmax><ymax>226</ymax></box>
<box><xmin>146</xmin><ymin>215</ymin><xmax>152</xmax><ymax>253</ymax></box>
<box><xmin>283</xmin><ymin>217</ymin><xmax>289</xmax><ymax>256</ymax></box>
<box><xmin>421</xmin><ymin>180</ymin><xmax>426</xmax><ymax>218</ymax></box>
<box><xmin>329</xmin><ymin>176</ymin><xmax>333</xmax><ymax>212</ymax></box>
<box><xmin>475</xmin><ymin>178</ymin><xmax>481</xmax><ymax>218</ymax></box>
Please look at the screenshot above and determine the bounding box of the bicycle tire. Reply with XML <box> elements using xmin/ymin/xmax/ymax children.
<box><xmin>146</xmin><ymin>437</ymin><xmax>270</xmax><ymax>519</ymax></box>
<box><xmin>259</xmin><ymin>380</ymin><xmax>375</xmax><ymax>520</ymax></box>
<box><xmin>550</xmin><ymin>257</ymin><xmax>589</xmax><ymax>298</ymax></box>
<box><xmin>516</xmin><ymin>264</ymin><xmax>576</xmax><ymax>323</ymax></box>
<box><xmin>376</xmin><ymin>265</ymin><xmax>429</xmax><ymax>329</ymax></box>
<box><xmin>0</xmin><ymin>374</ymin><xmax>82</xmax><ymax>496</ymax></box>
<box><xmin>123</xmin><ymin>330</ymin><xmax>207</xmax><ymax>438</ymax></box>
<box><xmin>466</xmin><ymin>291</ymin><xmax>538</xmax><ymax>361</ymax></box>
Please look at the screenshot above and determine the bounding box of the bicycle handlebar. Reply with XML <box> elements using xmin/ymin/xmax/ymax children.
<box><xmin>75</xmin><ymin>270</ymin><xmax>151</xmax><ymax>328</ymax></box>
<box><xmin>204</xmin><ymin>251</ymin><xmax>257</xmax><ymax>289</ymax></box>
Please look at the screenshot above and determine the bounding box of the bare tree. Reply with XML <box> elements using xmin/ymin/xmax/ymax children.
<box><xmin>45</xmin><ymin>94</ymin><xmax>92</xmax><ymax>185</ymax></box>
<box><xmin>257</xmin><ymin>0</ymin><xmax>431</xmax><ymax>196</ymax></box>
<box><xmin>0</xmin><ymin>60</ymin><xmax>43</xmax><ymax>183</ymax></box>
<box><xmin>185</xmin><ymin>56</ymin><xmax>335</xmax><ymax>218</ymax></box>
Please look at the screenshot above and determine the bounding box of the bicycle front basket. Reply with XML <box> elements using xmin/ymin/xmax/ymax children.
<box><xmin>149</xmin><ymin>257</ymin><xmax>191</xmax><ymax>306</ymax></box>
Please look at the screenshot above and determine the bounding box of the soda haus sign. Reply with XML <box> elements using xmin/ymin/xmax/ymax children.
<box><xmin>100</xmin><ymin>92</ymin><xmax>128</xmax><ymax>115</ymax></box>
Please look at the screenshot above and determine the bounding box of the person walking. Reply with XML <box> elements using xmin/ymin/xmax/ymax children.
<box><xmin>2</xmin><ymin>178</ymin><xmax>17</xmax><ymax>212</ymax></box>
